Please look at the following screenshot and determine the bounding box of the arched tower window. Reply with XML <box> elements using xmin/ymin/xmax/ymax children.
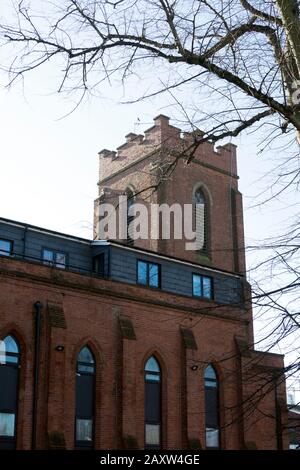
<box><xmin>0</xmin><ymin>335</ymin><xmax>20</xmax><ymax>449</ymax></box>
<box><xmin>75</xmin><ymin>346</ymin><xmax>96</xmax><ymax>448</ymax></box>
<box><xmin>204</xmin><ymin>364</ymin><xmax>220</xmax><ymax>449</ymax></box>
<box><xmin>126</xmin><ymin>188</ymin><xmax>135</xmax><ymax>245</ymax></box>
<box><xmin>193</xmin><ymin>187</ymin><xmax>209</xmax><ymax>254</ymax></box>
<box><xmin>144</xmin><ymin>356</ymin><xmax>161</xmax><ymax>449</ymax></box>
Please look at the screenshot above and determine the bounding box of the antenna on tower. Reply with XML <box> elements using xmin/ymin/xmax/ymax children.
<box><xmin>134</xmin><ymin>117</ymin><xmax>141</xmax><ymax>133</ymax></box>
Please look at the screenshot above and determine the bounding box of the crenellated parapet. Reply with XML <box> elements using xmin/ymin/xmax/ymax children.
<box><xmin>98</xmin><ymin>114</ymin><xmax>238</xmax><ymax>183</ymax></box>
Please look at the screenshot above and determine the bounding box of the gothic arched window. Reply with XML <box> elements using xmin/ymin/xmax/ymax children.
<box><xmin>144</xmin><ymin>356</ymin><xmax>161</xmax><ymax>449</ymax></box>
<box><xmin>0</xmin><ymin>335</ymin><xmax>20</xmax><ymax>449</ymax></box>
<box><xmin>204</xmin><ymin>365</ymin><xmax>220</xmax><ymax>449</ymax></box>
<box><xmin>75</xmin><ymin>346</ymin><xmax>96</xmax><ymax>448</ymax></box>
<box><xmin>193</xmin><ymin>187</ymin><xmax>209</xmax><ymax>254</ymax></box>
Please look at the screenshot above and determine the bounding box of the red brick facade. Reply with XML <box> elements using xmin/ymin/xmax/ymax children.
<box><xmin>0</xmin><ymin>116</ymin><xmax>289</xmax><ymax>449</ymax></box>
<box><xmin>0</xmin><ymin>258</ymin><xmax>289</xmax><ymax>449</ymax></box>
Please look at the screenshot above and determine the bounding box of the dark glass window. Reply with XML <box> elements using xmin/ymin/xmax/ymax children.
<box><xmin>0</xmin><ymin>239</ymin><xmax>13</xmax><ymax>257</ymax></box>
<box><xmin>75</xmin><ymin>346</ymin><xmax>95</xmax><ymax>448</ymax></box>
<box><xmin>137</xmin><ymin>261</ymin><xmax>160</xmax><ymax>288</ymax></box>
<box><xmin>204</xmin><ymin>365</ymin><xmax>220</xmax><ymax>449</ymax></box>
<box><xmin>42</xmin><ymin>249</ymin><xmax>66</xmax><ymax>269</ymax></box>
<box><xmin>93</xmin><ymin>253</ymin><xmax>105</xmax><ymax>276</ymax></box>
<box><xmin>194</xmin><ymin>188</ymin><xmax>209</xmax><ymax>254</ymax></box>
<box><xmin>0</xmin><ymin>335</ymin><xmax>20</xmax><ymax>450</ymax></box>
<box><xmin>192</xmin><ymin>274</ymin><xmax>213</xmax><ymax>299</ymax></box>
<box><xmin>145</xmin><ymin>356</ymin><xmax>161</xmax><ymax>449</ymax></box>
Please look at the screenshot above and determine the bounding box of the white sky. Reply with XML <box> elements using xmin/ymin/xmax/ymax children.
<box><xmin>0</xmin><ymin>76</ymin><xmax>287</xmax><ymax>241</ymax></box>
<box><xmin>0</xmin><ymin>1</ymin><xmax>294</xmax><ymax>246</ymax></box>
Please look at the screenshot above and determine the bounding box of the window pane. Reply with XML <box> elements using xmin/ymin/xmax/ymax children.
<box><xmin>145</xmin><ymin>373</ymin><xmax>160</xmax><ymax>382</ymax></box>
<box><xmin>0</xmin><ymin>240</ymin><xmax>12</xmax><ymax>256</ymax></box>
<box><xmin>0</xmin><ymin>336</ymin><xmax>19</xmax><ymax>365</ymax></box>
<box><xmin>4</xmin><ymin>336</ymin><xmax>19</xmax><ymax>354</ymax></box>
<box><xmin>138</xmin><ymin>261</ymin><xmax>147</xmax><ymax>285</ymax></box>
<box><xmin>203</xmin><ymin>277</ymin><xmax>212</xmax><ymax>299</ymax></box>
<box><xmin>145</xmin><ymin>381</ymin><xmax>161</xmax><ymax>422</ymax></box>
<box><xmin>76</xmin><ymin>373</ymin><xmax>94</xmax><ymax>418</ymax></box>
<box><xmin>145</xmin><ymin>424</ymin><xmax>160</xmax><ymax>446</ymax></box>
<box><xmin>0</xmin><ymin>354</ymin><xmax>18</xmax><ymax>365</ymax></box>
<box><xmin>205</xmin><ymin>387</ymin><xmax>218</xmax><ymax>428</ymax></box>
<box><xmin>78</xmin><ymin>364</ymin><xmax>95</xmax><ymax>373</ymax></box>
<box><xmin>205</xmin><ymin>365</ymin><xmax>217</xmax><ymax>382</ymax></box>
<box><xmin>6</xmin><ymin>355</ymin><xmax>18</xmax><ymax>365</ymax></box>
<box><xmin>195</xmin><ymin>189</ymin><xmax>205</xmax><ymax>204</ymax></box>
<box><xmin>78</xmin><ymin>347</ymin><xmax>94</xmax><ymax>364</ymax></box>
<box><xmin>206</xmin><ymin>428</ymin><xmax>219</xmax><ymax>448</ymax></box>
<box><xmin>145</xmin><ymin>357</ymin><xmax>160</xmax><ymax>373</ymax></box>
<box><xmin>149</xmin><ymin>263</ymin><xmax>159</xmax><ymax>288</ymax></box>
<box><xmin>0</xmin><ymin>413</ymin><xmax>15</xmax><ymax>437</ymax></box>
<box><xmin>192</xmin><ymin>275</ymin><xmax>202</xmax><ymax>297</ymax></box>
<box><xmin>43</xmin><ymin>249</ymin><xmax>54</xmax><ymax>263</ymax></box>
<box><xmin>76</xmin><ymin>418</ymin><xmax>93</xmax><ymax>442</ymax></box>
<box><xmin>55</xmin><ymin>252</ymin><xmax>66</xmax><ymax>269</ymax></box>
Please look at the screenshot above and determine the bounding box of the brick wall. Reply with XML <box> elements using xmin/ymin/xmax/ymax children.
<box><xmin>0</xmin><ymin>257</ymin><xmax>287</xmax><ymax>449</ymax></box>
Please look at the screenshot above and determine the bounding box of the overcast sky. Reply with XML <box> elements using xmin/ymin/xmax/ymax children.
<box><xmin>0</xmin><ymin>74</ymin><xmax>289</xmax><ymax>240</ymax></box>
<box><xmin>0</xmin><ymin>1</ymin><xmax>294</xmax><ymax>247</ymax></box>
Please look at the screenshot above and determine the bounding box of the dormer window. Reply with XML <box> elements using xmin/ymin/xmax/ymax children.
<box><xmin>42</xmin><ymin>248</ymin><xmax>67</xmax><ymax>269</ymax></box>
<box><xmin>137</xmin><ymin>260</ymin><xmax>160</xmax><ymax>288</ymax></box>
<box><xmin>0</xmin><ymin>239</ymin><xmax>13</xmax><ymax>257</ymax></box>
<box><xmin>192</xmin><ymin>274</ymin><xmax>213</xmax><ymax>300</ymax></box>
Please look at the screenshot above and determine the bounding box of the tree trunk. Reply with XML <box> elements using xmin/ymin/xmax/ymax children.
<box><xmin>276</xmin><ymin>0</ymin><xmax>300</xmax><ymax>74</ymax></box>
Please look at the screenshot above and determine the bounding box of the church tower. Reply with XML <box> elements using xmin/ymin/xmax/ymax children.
<box><xmin>94</xmin><ymin>114</ymin><xmax>246</xmax><ymax>275</ymax></box>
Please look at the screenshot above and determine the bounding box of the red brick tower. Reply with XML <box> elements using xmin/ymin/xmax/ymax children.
<box><xmin>95</xmin><ymin>114</ymin><xmax>245</xmax><ymax>274</ymax></box>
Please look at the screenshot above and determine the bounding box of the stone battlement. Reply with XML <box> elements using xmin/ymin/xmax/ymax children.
<box><xmin>98</xmin><ymin>114</ymin><xmax>237</xmax><ymax>182</ymax></box>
